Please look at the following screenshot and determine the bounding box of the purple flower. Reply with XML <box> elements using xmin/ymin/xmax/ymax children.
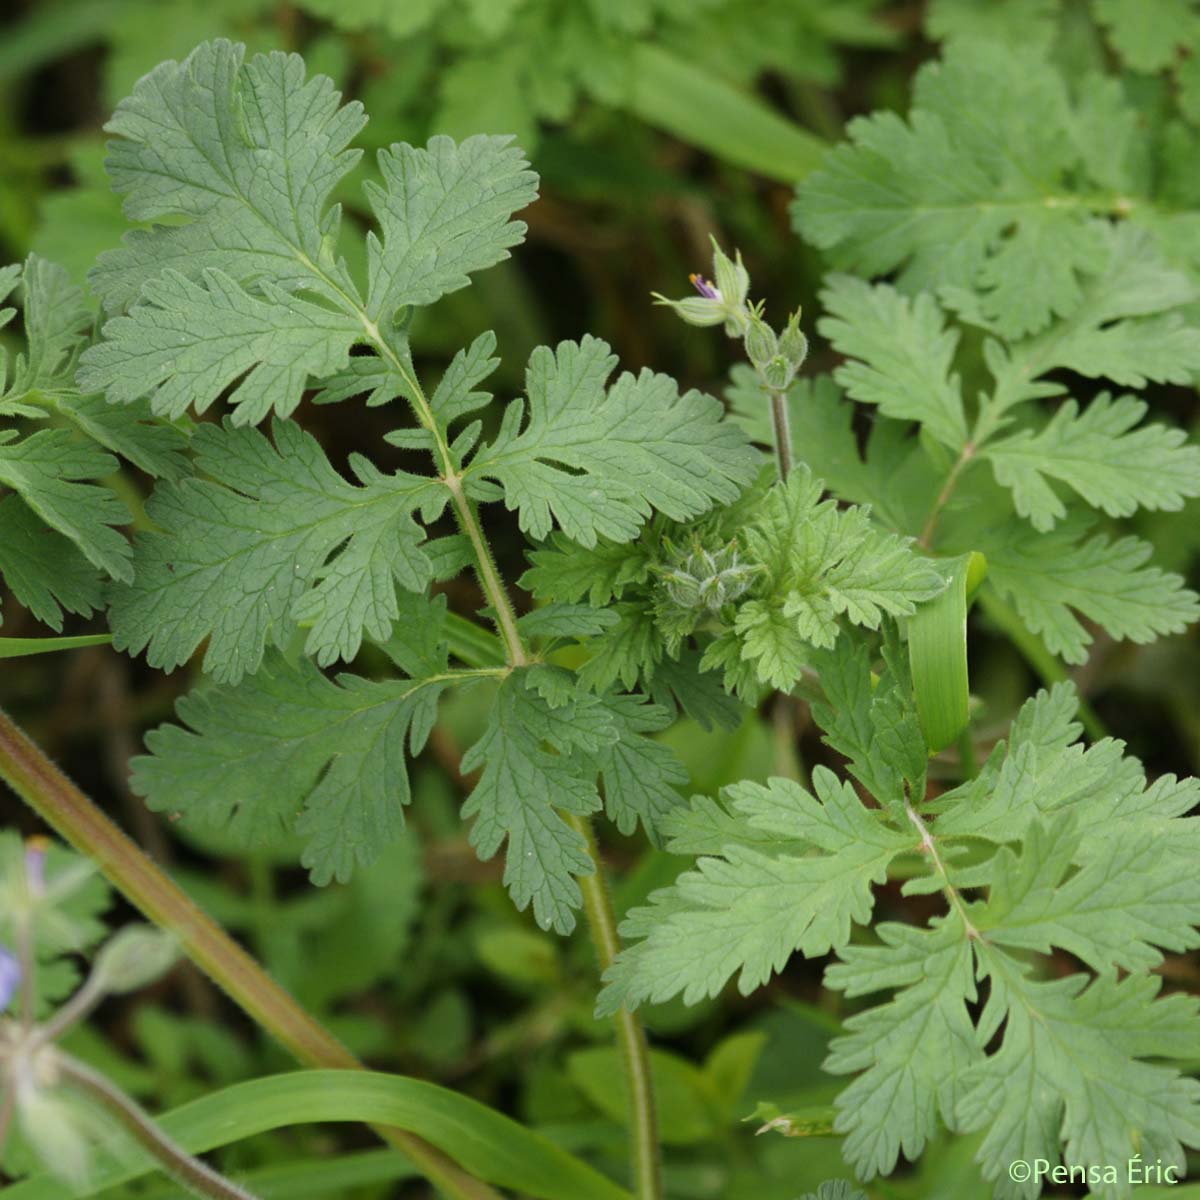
<box><xmin>0</xmin><ymin>944</ymin><xmax>21</xmax><ymax>1013</ymax></box>
<box><xmin>24</xmin><ymin>836</ymin><xmax>48</xmax><ymax>897</ymax></box>
<box><xmin>689</xmin><ymin>273</ymin><xmax>722</xmax><ymax>302</ymax></box>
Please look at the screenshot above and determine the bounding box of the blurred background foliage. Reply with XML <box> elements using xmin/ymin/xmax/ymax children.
<box><xmin>1</xmin><ymin>1</ymin><xmax>1198</xmax><ymax>1197</ymax></box>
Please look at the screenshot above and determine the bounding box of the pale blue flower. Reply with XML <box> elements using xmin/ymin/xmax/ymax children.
<box><xmin>0</xmin><ymin>944</ymin><xmax>21</xmax><ymax>1012</ymax></box>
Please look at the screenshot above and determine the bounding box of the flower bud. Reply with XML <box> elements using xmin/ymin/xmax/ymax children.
<box><xmin>762</xmin><ymin>355</ymin><xmax>797</xmax><ymax>391</ymax></box>
<box><xmin>17</xmin><ymin>1086</ymin><xmax>95</xmax><ymax>1188</ymax></box>
<box><xmin>743</xmin><ymin>317</ymin><xmax>778</xmax><ymax>370</ymax></box>
<box><xmin>780</xmin><ymin>310</ymin><xmax>809</xmax><ymax>368</ymax></box>
<box><xmin>92</xmin><ymin>927</ymin><xmax>177</xmax><ymax>995</ymax></box>
<box><xmin>710</xmin><ymin>241</ymin><xmax>750</xmax><ymax>315</ymax></box>
<box><xmin>652</xmin><ymin>292</ymin><xmax>728</xmax><ymax>327</ymax></box>
<box><xmin>657</xmin><ymin>540</ymin><xmax>761</xmax><ymax>612</ymax></box>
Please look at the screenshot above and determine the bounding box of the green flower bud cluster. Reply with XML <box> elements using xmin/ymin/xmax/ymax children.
<box><xmin>749</xmin><ymin>308</ymin><xmax>808</xmax><ymax>392</ymax></box>
<box><xmin>655</xmin><ymin>539</ymin><xmax>760</xmax><ymax>612</ymax></box>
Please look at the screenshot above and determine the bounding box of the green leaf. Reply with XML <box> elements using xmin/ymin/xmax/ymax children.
<box><xmin>460</xmin><ymin>674</ymin><xmax>600</xmax><ymax>933</ymax></box>
<box><xmin>824</xmin><ymin>914</ymin><xmax>980</xmax><ymax>1180</ymax></box>
<box><xmin>957</xmin><ymin>963</ymin><xmax>1200</xmax><ymax>1192</ymax></box>
<box><xmin>975</xmin><ymin>813</ymin><xmax>1200</xmax><ymax>972</ymax></box>
<box><xmin>586</xmin><ymin>692</ymin><xmax>687</xmax><ymax>838</ymax></box>
<box><xmin>91</xmin><ymin>40</ymin><xmax>367</xmax><ymax>312</ymax></box>
<box><xmin>467</xmin><ymin>335</ymin><xmax>758</xmax><ymax>546</ymax></box>
<box><xmin>2</xmin><ymin>1069</ymin><xmax>631</xmax><ymax>1200</ymax></box>
<box><xmin>131</xmin><ymin>628</ymin><xmax>452</xmax><ymax>885</ymax></box>
<box><xmin>517</xmin><ymin>604</ymin><xmax>621</xmax><ymax>640</ymax></box>
<box><xmin>1094</xmin><ymin>0</ymin><xmax>1200</xmax><ymax>72</ymax></box>
<box><xmin>78</xmin><ymin>268</ymin><xmax>362</xmax><ymax>425</ymax></box>
<box><xmin>983</xmin><ymin>393</ymin><xmax>1200</xmax><ymax>531</ymax></box>
<box><xmin>39</xmin><ymin>394</ymin><xmax>189</xmax><ymax>482</ymax></box>
<box><xmin>979</xmin><ymin>515</ymin><xmax>1200</xmax><ymax>664</ymax></box>
<box><xmin>808</xmin><ymin>638</ymin><xmax>924</xmax><ymax>810</ymax></box>
<box><xmin>925</xmin><ymin>0</ymin><xmax>1060</xmax><ymax>49</ymax></box>
<box><xmin>0</xmin><ymin>430</ymin><xmax>131</xmax><ymax>582</ymax></box>
<box><xmin>364</xmin><ymin>134</ymin><xmax>538</xmax><ymax>321</ymax></box>
<box><xmin>793</xmin><ymin>41</ymin><xmax>1109</xmax><ymax>338</ymax></box>
<box><xmin>0</xmin><ymin>496</ymin><xmax>103</xmax><ymax>631</ymax></box>
<box><xmin>818</xmin><ymin>275</ymin><xmax>968</xmax><ymax>451</ymax></box>
<box><xmin>521</xmin><ymin>531</ymin><xmax>654</xmax><ymax>606</ymax></box>
<box><xmin>800</xmin><ymin>1181</ymin><xmax>868</xmax><ymax>1200</ymax></box>
<box><xmin>822</xmin><ymin>684</ymin><xmax>1200</xmax><ymax>1186</ymax></box>
<box><xmin>428</xmin><ymin>330</ymin><xmax>500</xmax><ymax>427</ymax></box>
<box><xmin>598</xmin><ymin>768</ymin><xmax>915</xmax><ymax>1012</ymax></box>
<box><xmin>109</xmin><ymin>420</ymin><xmax>443</xmax><ymax>684</ymax></box>
<box><xmin>0</xmin><ymin>256</ymin><xmax>93</xmax><ymax>410</ymax></box>
<box><xmin>990</xmin><ymin>224</ymin><xmax>1200</xmax><ymax>393</ymax></box>
<box><xmin>577</xmin><ymin>604</ymin><xmax>663</xmax><ymax>692</ymax></box>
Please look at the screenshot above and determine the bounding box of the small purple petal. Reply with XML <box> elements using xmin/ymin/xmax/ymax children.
<box><xmin>689</xmin><ymin>273</ymin><xmax>722</xmax><ymax>301</ymax></box>
<box><xmin>24</xmin><ymin>836</ymin><xmax>48</xmax><ymax>897</ymax></box>
<box><xmin>0</xmin><ymin>945</ymin><xmax>21</xmax><ymax>1013</ymax></box>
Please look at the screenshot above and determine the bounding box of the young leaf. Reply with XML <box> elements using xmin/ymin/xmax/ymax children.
<box><xmin>732</xmin><ymin>468</ymin><xmax>944</xmax><ymax>688</ymax></box>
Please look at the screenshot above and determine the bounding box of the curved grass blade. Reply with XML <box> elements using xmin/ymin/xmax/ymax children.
<box><xmin>0</xmin><ymin>634</ymin><xmax>112</xmax><ymax>658</ymax></box>
<box><xmin>116</xmin><ymin>1149</ymin><xmax>416</xmax><ymax>1199</ymax></box>
<box><xmin>626</xmin><ymin>45</ymin><xmax>828</xmax><ymax>183</ymax></box>
<box><xmin>4</xmin><ymin>1070</ymin><xmax>632</xmax><ymax>1200</ymax></box>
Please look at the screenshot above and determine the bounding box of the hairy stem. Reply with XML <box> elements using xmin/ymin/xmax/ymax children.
<box><xmin>292</xmin><ymin>247</ymin><xmax>526</xmax><ymax>669</ymax></box>
<box><xmin>443</xmin><ymin>475</ymin><xmax>527</xmax><ymax>667</ymax></box>
<box><xmin>57</xmin><ymin>1053</ymin><xmax>260</xmax><ymax>1200</ymax></box>
<box><xmin>769</xmin><ymin>388</ymin><xmax>793</xmax><ymax>481</ymax></box>
<box><xmin>565</xmin><ymin>813</ymin><xmax>662</xmax><ymax>1200</ymax></box>
<box><xmin>0</xmin><ymin>708</ymin><xmax>502</xmax><ymax>1200</ymax></box>
<box><xmin>32</xmin><ymin>969</ymin><xmax>107</xmax><ymax>1048</ymax></box>
<box><xmin>387</xmin><ymin>343</ymin><xmax>661</xmax><ymax>1192</ymax></box>
<box><xmin>0</xmin><ymin>1079</ymin><xmax>14</xmax><ymax>1163</ymax></box>
<box><xmin>904</xmin><ymin>801</ymin><xmax>981</xmax><ymax>940</ymax></box>
<box><xmin>353</xmin><ymin>316</ymin><xmax>527</xmax><ymax>668</ymax></box>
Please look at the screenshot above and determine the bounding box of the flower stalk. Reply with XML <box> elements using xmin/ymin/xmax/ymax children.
<box><xmin>656</xmin><ymin>240</ymin><xmax>806</xmax><ymax>483</ymax></box>
<box><xmin>56</xmin><ymin>1053</ymin><xmax>260</xmax><ymax>1200</ymax></box>
<box><xmin>0</xmin><ymin>706</ymin><xmax>503</xmax><ymax>1200</ymax></box>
